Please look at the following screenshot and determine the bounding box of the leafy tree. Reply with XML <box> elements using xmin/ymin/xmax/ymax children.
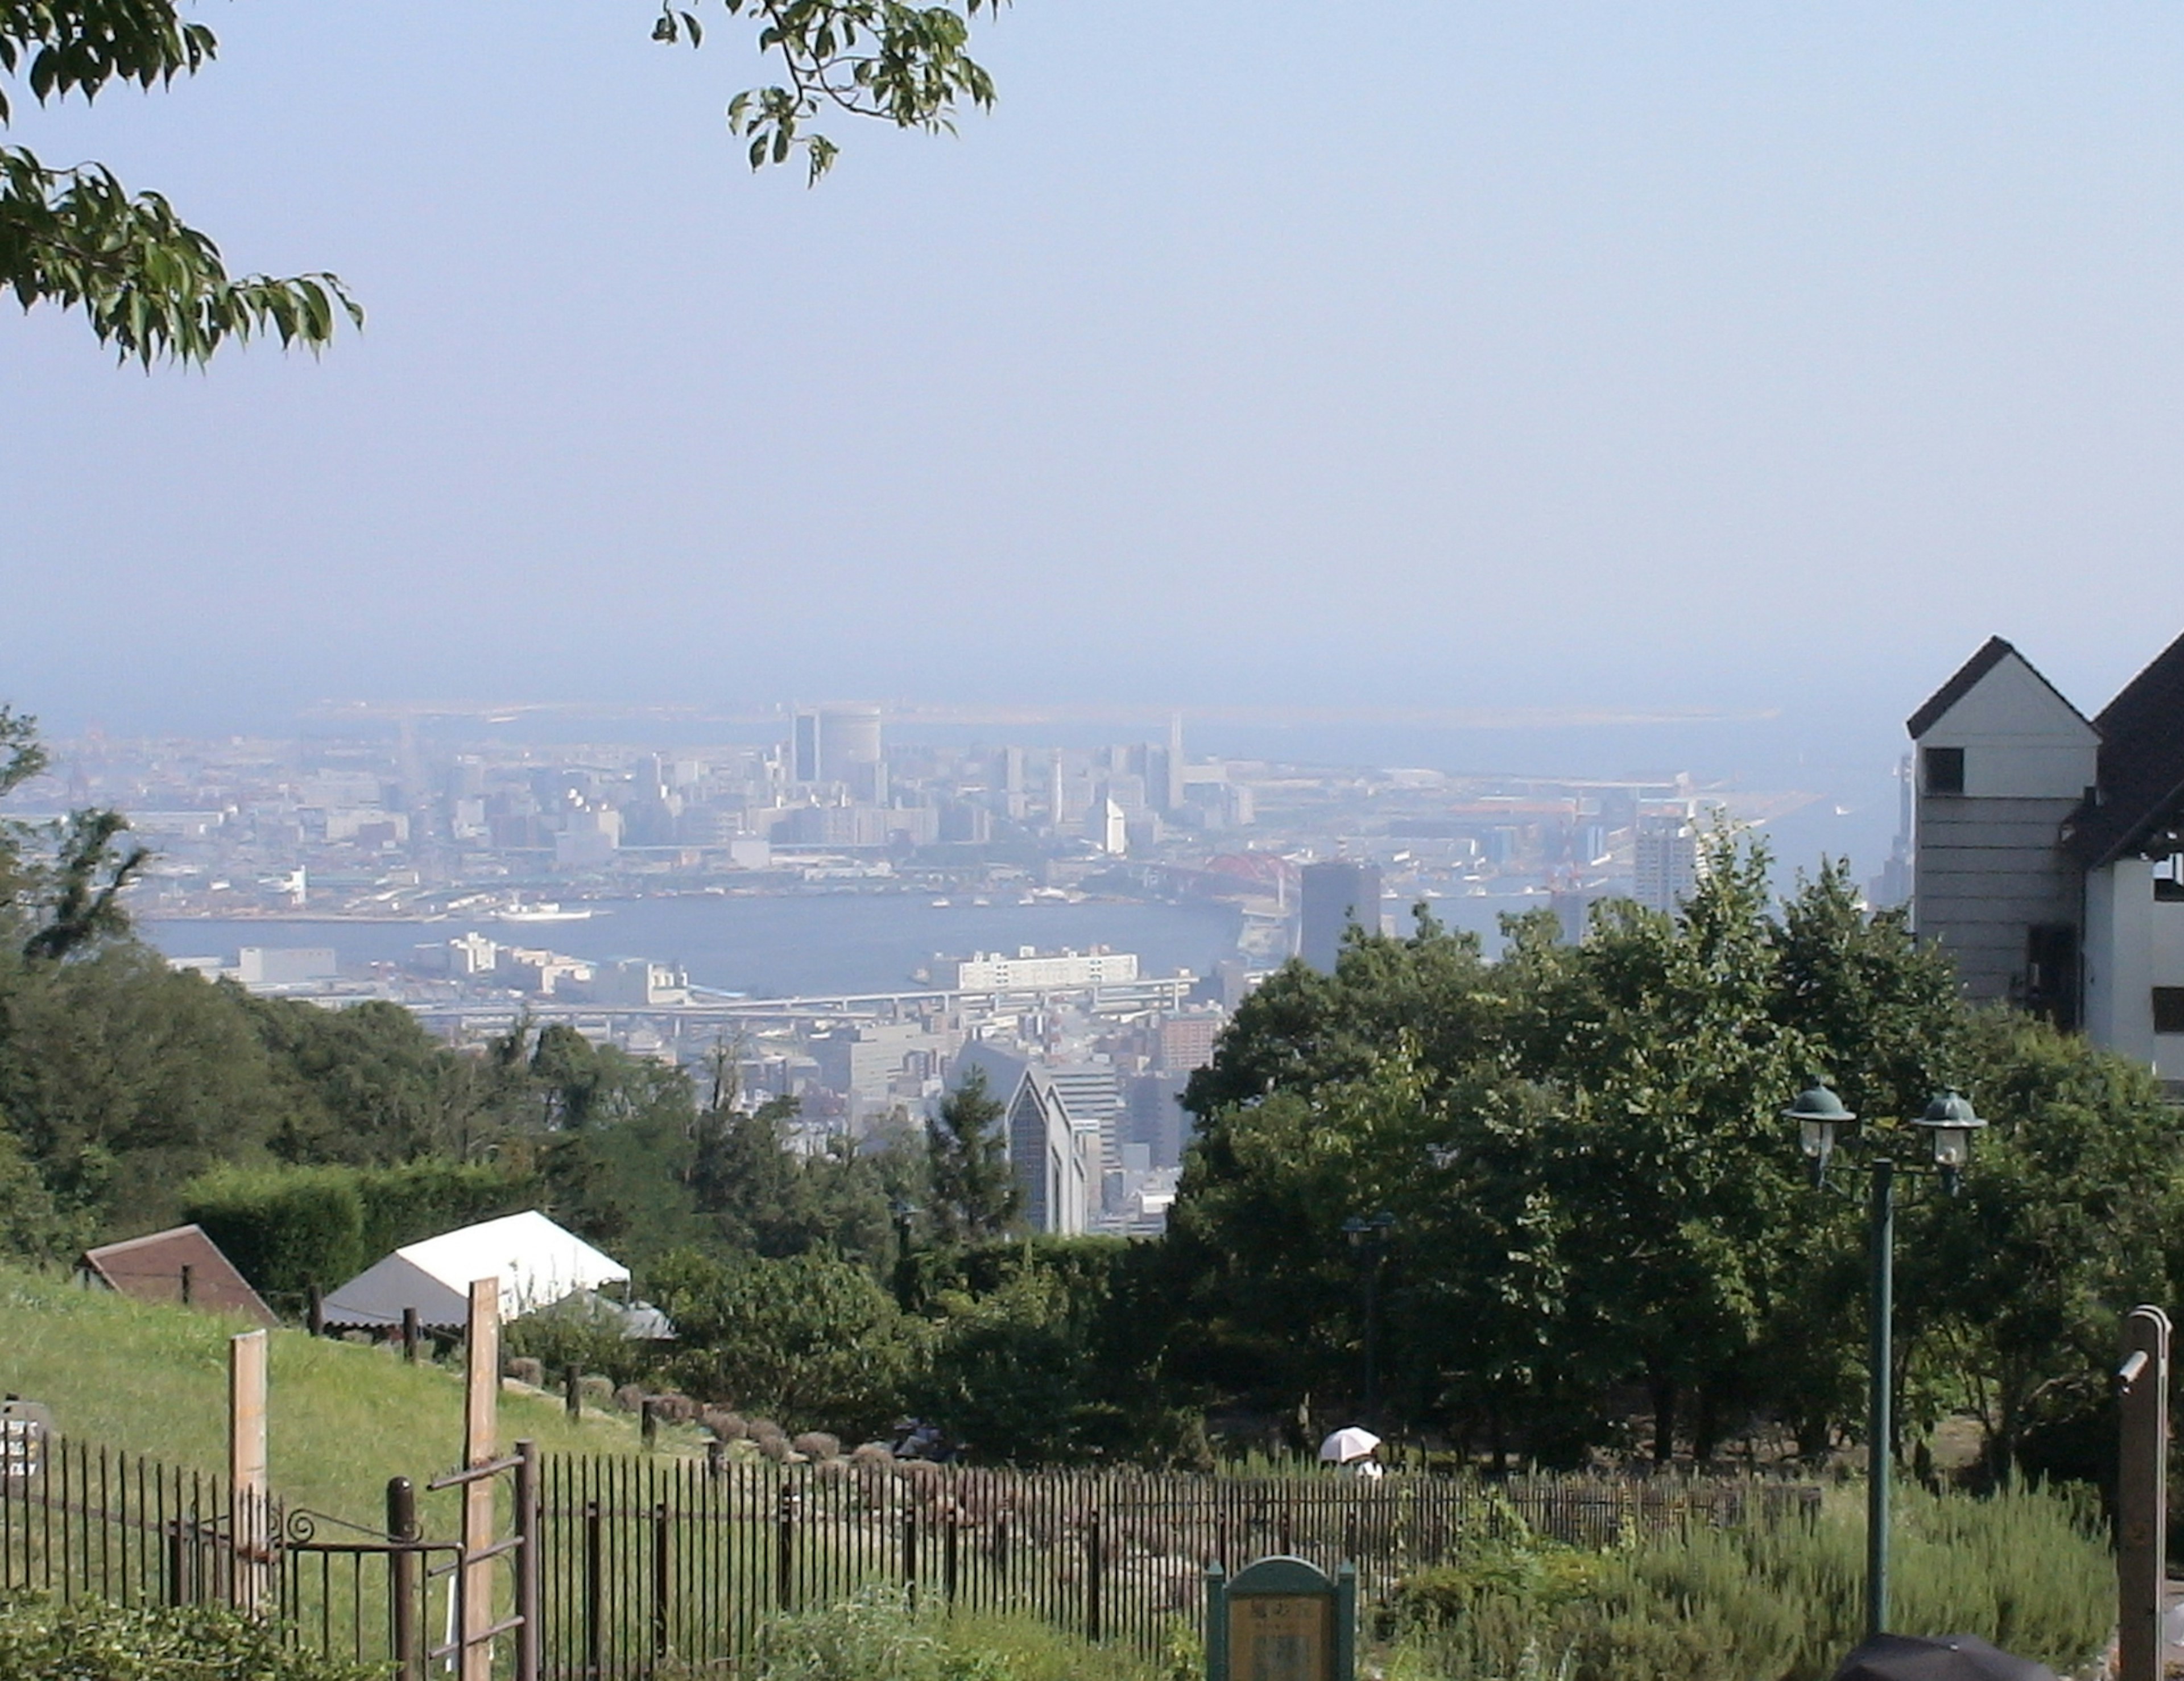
<box><xmin>671</xmin><ymin>0</ymin><xmax>1008</xmax><ymax>185</ymax></box>
<box><xmin>519</xmin><ymin>1030</ymin><xmax>707</xmax><ymax>1259</ymax></box>
<box><xmin>1905</xmin><ymin>1009</ymin><xmax>2184</xmax><ymax>1481</ymax></box>
<box><xmin>1182</xmin><ymin>906</ymin><xmax>1495</xmax><ymax>1124</ymax></box>
<box><xmin>925</xmin><ymin>1067</ymin><xmax>1017</xmax><ymax>1246</ymax></box>
<box><xmin>690</xmin><ymin>1090</ymin><xmax>920</xmax><ymax>1273</ymax></box>
<box><xmin>652</xmin><ymin>1246</ymin><xmax>925</xmax><ymax>1439</ymax></box>
<box><xmin>691</xmin><ymin>1094</ymin><xmax>807</xmax><ymax>1249</ymax></box>
<box><xmin>1523</xmin><ymin>846</ymin><xmax>1816</xmax><ymax>1461</ymax></box>
<box><xmin>910</xmin><ymin>1236</ymin><xmax>1207</xmax><ymax>1464</ymax></box>
<box><xmin>1</xmin><ymin>5</ymin><xmax>359</xmax><ymax>363</ymax></box>
<box><xmin>241</xmin><ymin>995</ymin><xmax>516</xmax><ymax>1165</ymax></box>
<box><xmin>1173</xmin><ymin>835</ymin><xmax>2008</xmax><ymax>1465</ymax></box>
<box><xmin>0</xmin><ymin>1111</ymin><xmax>89</xmax><ymax>1261</ymax></box>
<box><xmin>5</xmin><ymin>0</ymin><xmax>1004</xmax><ymax>361</ymax></box>
<box><xmin>0</xmin><ymin>943</ymin><xmax>300</xmax><ymax>1228</ymax></box>
<box><xmin>1</xmin><ymin>707</ymin><xmax>146</xmax><ymax>963</ymax></box>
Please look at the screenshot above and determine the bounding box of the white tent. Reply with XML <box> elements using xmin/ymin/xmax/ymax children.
<box><xmin>320</xmin><ymin>1210</ymin><xmax>628</xmax><ymax>1329</ymax></box>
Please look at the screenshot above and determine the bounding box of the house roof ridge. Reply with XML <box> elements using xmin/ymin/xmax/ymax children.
<box><xmin>2076</xmin><ymin>628</ymin><xmax>2184</xmax><ymax>868</ymax></box>
<box><xmin>1905</xmin><ymin>635</ymin><xmax>2095</xmax><ymax>741</ymax></box>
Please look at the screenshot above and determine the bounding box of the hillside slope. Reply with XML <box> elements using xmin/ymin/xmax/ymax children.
<box><xmin>0</xmin><ymin>1264</ymin><xmax>653</xmax><ymax>1535</ymax></box>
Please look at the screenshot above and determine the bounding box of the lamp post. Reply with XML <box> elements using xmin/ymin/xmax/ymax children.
<box><xmin>1341</xmin><ymin>1211</ymin><xmax>1396</xmax><ymax>1424</ymax></box>
<box><xmin>1784</xmin><ymin>1081</ymin><xmax>1985</xmax><ymax>1642</ymax></box>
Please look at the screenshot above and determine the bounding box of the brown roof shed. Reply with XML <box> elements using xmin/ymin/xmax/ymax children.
<box><xmin>79</xmin><ymin>1225</ymin><xmax>279</xmax><ymax>1329</ymax></box>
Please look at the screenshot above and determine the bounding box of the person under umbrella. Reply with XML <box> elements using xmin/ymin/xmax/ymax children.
<box><xmin>1317</xmin><ymin>1426</ymin><xmax>1384</xmax><ymax>1478</ymax></box>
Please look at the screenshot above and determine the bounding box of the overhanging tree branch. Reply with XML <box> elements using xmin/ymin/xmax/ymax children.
<box><xmin>3</xmin><ymin>0</ymin><xmax>1004</xmax><ymax>360</ymax></box>
<box><xmin>659</xmin><ymin>0</ymin><xmax>1004</xmax><ymax>184</ymax></box>
<box><xmin>1</xmin><ymin>147</ymin><xmax>361</xmax><ymax>365</ymax></box>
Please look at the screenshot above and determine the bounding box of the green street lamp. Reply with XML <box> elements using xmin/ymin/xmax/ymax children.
<box><xmin>1912</xmin><ymin>1088</ymin><xmax>1987</xmax><ymax>1196</ymax></box>
<box><xmin>1782</xmin><ymin>1080</ymin><xmax>1985</xmax><ymax>1642</ymax></box>
<box><xmin>1788</xmin><ymin>1080</ymin><xmax>1856</xmax><ymax>1186</ymax></box>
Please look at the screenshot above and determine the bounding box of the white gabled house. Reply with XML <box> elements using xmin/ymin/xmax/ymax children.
<box><xmin>1907</xmin><ymin>629</ymin><xmax>2184</xmax><ymax>1086</ymax></box>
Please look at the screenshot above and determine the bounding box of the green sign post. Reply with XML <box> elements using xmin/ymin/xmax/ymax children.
<box><xmin>1206</xmin><ymin>1556</ymin><xmax>1356</xmax><ymax>1681</ymax></box>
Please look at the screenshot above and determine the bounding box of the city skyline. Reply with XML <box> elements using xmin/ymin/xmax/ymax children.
<box><xmin>6</xmin><ymin>5</ymin><xmax>2183</xmax><ymax>762</ymax></box>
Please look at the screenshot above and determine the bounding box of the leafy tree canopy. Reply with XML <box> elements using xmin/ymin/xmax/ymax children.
<box><xmin>1170</xmin><ymin>839</ymin><xmax>2184</xmax><ymax>1475</ymax></box>
<box><xmin>4</xmin><ymin>0</ymin><xmax>1005</xmax><ymax>362</ymax></box>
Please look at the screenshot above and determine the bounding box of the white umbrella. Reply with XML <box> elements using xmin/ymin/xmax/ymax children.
<box><xmin>1317</xmin><ymin>1426</ymin><xmax>1381</xmax><ymax>1464</ymax></box>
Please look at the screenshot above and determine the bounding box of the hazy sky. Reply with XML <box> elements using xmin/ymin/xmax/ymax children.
<box><xmin>6</xmin><ymin>2</ymin><xmax>2184</xmax><ymax>774</ymax></box>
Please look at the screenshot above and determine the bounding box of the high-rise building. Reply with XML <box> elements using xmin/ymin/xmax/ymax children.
<box><xmin>1046</xmin><ymin>1063</ymin><xmax>1123</xmax><ymax>1209</ymax></box>
<box><xmin>952</xmin><ymin>1044</ymin><xmax>1089</xmax><ymax>1236</ymax></box>
<box><xmin>1156</xmin><ymin>1011</ymin><xmax>1223</xmax><ymax>1074</ymax></box>
<box><xmin>1633</xmin><ymin>815</ymin><xmax>1703</xmax><ymax>914</ymax></box>
<box><xmin>1089</xmin><ymin>795</ymin><xmax>1127</xmax><ymax>856</ymax></box>
<box><xmin>791</xmin><ymin>709</ymin><xmax>824</xmax><ymax>784</ymax></box>
<box><xmin>789</xmin><ymin>705</ymin><xmax>885</xmax><ymax>800</ymax></box>
<box><xmin>1299</xmin><ymin>860</ymin><xmax>1383</xmax><ymax>971</ymax></box>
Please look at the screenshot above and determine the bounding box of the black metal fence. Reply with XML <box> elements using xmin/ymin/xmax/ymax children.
<box><xmin>0</xmin><ymin>1436</ymin><xmax>458</xmax><ymax>1681</ymax></box>
<box><xmin>0</xmin><ymin>1435</ymin><xmax>1821</xmax><ymax>1680</ymax></box>
<box><xmin>535</xmin><ymin>1455</ymin><xmax>1823</xmax><ymax>1677</ymax></box>
<box><xmin>0</xmin><ymin>1436</ymin><xmax>246</xmax><ymax>1609</ymax></box>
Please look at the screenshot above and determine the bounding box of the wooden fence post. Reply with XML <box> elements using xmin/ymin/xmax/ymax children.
<box><xmin>402</xmin><ymin>1307</ymin><xmax>421</xmax><ymax>1365</ymax></box>
<box><xmin>2119</xmin><ymin>1305</ymin><xmax>2171</xmax><ymax>1681</ymax></box>
<box><xmin>461</xmin><ymin>1278</ymin><xmax>500</xmax><ymax>1681</ymax></box>
<box><xmin>228</xmin><ymin>1329</ymin><xmax>269</xmax><ymax>1613</ymax></box>
<box><xmin>388</xmin><ymin>1477</ymin><xmax>421</xmax><ymax>1681</ymax></box>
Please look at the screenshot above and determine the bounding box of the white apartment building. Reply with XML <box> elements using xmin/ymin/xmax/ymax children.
<box><xmin>950</xmin><ymin>948</ymin><xmax>1140</xmax><ymax>990</ymax></box>
<box><xmin>1632</xmin><ymin>815</ymin><xmax>1703</xmax><ymax>914</ymax></box>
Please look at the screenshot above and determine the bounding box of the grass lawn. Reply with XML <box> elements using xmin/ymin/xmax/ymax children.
<box><xmin>0</xmin><ymin>1262</ymin><xmax>671</xmax><ymax>1537</ymax></box>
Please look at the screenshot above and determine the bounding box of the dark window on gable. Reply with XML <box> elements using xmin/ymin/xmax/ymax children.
<box><xmin>2156</xmin><ymin>989</ymin><xmax>2184</xmax><ymax>1035</ymax></box>
<box><xmin>1923</xmin><ymin>746</ymin><xmax>1965</xmax><ymax>795</ymax></box>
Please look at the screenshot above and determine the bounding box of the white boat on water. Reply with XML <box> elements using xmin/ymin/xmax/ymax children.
<box><xmin>494</xmin><ymin>901</ymin><xmax>594</xmax><ymax>924</ymax></box>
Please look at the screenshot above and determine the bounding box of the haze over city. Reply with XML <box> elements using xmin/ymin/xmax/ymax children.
<box><xmin>6</xmin><ymin>1</ymin><xmax>2183</xmax><ymax>803</ymax></box>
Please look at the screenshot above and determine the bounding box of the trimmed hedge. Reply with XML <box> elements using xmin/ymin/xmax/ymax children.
<box><xmin>182</xmin><ymin>1159</ymin><xmax>536</xmax><ymax>1304</ymax></box>
<box><xmin>0</xmin><ymin>1594</ymin><xmax>375</xmax><ymax>1680</ymax></box>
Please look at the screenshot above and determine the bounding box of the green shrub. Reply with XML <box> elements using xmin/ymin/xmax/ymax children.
<box><xmin>355</xmin><ymin>1158</ymin><xmax>535</xmax><ymax>1260</ymax></box>
<box><xmin>652</xmin><ymin>1248</ymin><xmax>925</xmax><ymax>1440</ymax></box>
<box><xmin>1392</xmin><ymin>1542</ymin><xmax>1604</xmax><ymax>1628</ymax></box>
<box><xmin>182</xmin><ymin>1159</ymin><xmax>535</xmax><ymax>1306</ymax></box>
<box><xmin>735</xmin><ymin>1587</ymin><xmax>1156</xmax><ymax>1681</ymax></box>
<box><xmin>1383</xmin><ymin>1482</ymin><xmax>2111</xmax><ymax>1681</ymax></box>
<box><xmin>748</xmin><ymin>1587</ymin><xmax>990</xmax><ymax>1681</ymax></box>
<box><xmin>506</xmin><ymin>1291</ymin><xmax>664</xmax><ymax>1388</ymax></box>
<box><xmin>183</xmin><ymin>1163</ymin><xmax>366</xmax><ymax>1303</ymax></box>
<box><xmin>0</xmin><ymin>1594</ymin><xmax>375</xmax><ymax>1681</ymax></box>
